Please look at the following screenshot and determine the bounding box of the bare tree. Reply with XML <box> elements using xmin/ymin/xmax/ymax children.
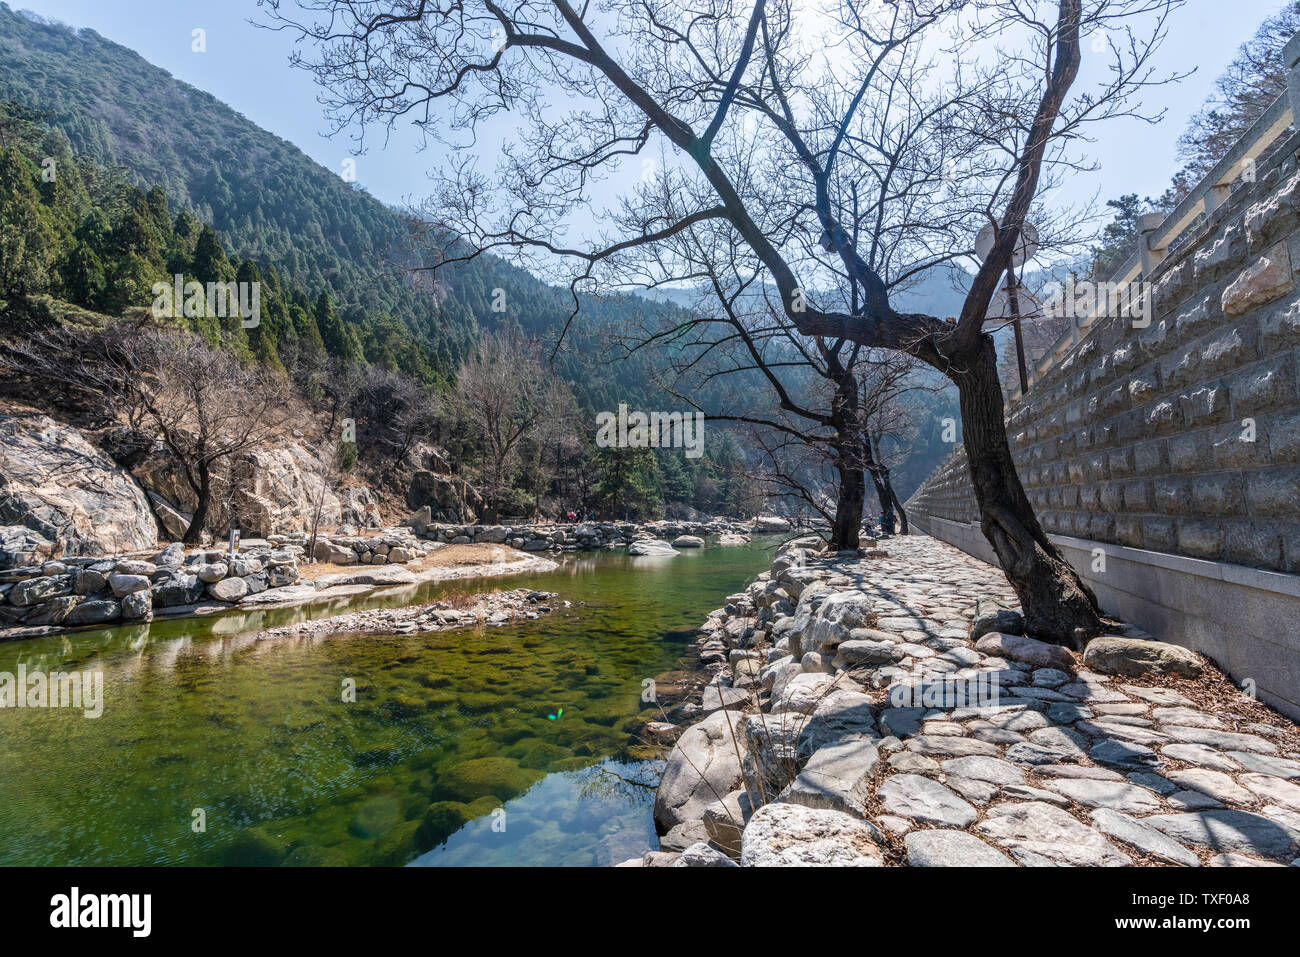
<box><xmin>268</xmin><ymin>0</ymin><xmax>1183</xmax><ymax>644</ymax></box>
<box><xmin>856</xmin><ymin>351</ymin><xmax>936</xmax><ymax>534</ymax></box>
<box><xmin>3</xmin><ymin>321</ymin><xmax>288</xmax><ymax>542</ymax></box>
<box><xmin>455</xmin><ymin>327</ymin><xmax>573</xmax><ymax>520</ymax></box>
<box><xmin>305</xmin><ymin>435</ymin><xmax>341</xmax><ymax>560</ymax></box>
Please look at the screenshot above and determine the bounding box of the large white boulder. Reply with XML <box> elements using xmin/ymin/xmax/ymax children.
<box><xmin>653</xmin><ymin>709</ymin><xmax>747</xmax><ymax>832</ymax></box>
<box><xmin>740</xmin><ymin>803</ymin><xmax>884</xmax><ymax>866</ymax></box>
<box><xmin>628</xmin><ymin>538</ymin><xmax>678</xmax><ymax>557</ymax></box>
<box><xmin>0</xmin><ymin>413</ymin><xmax>157</xmax><ymax>564</ymax></box>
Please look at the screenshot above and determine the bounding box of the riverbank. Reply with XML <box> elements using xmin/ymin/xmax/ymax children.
<box><xmin>255</xmin><ymin>587</ymin><xmax>566</xmax><ymax>639</ymax></box>
<box><xmin>0</xmin><ymin>514</ymin><xmax>798</xmax><ymax>641</ymax></box>
<box><xmin>630</xmin><ymin>535</ymin><xmax>1300</xmax><ymax>867</ymax></box>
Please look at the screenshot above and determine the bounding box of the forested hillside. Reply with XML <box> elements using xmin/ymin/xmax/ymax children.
<box><xmin>0</xmin><ymin>2</ymin><xmax>682</xmax><ymax>407</ymax></box>
<box><xmin>0</xmin><ymin>1</ymin><xmax>963</xmax><ymax>516</ymax></box>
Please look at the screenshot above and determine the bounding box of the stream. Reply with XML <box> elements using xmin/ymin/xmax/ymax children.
<box><xmin>0</xmin><ymin>539</ymin><xmax>776</xmax><ymax>866</ymax></box>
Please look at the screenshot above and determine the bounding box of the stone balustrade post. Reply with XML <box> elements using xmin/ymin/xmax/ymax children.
<box><xmin>1285</xmin><ymin>31</ymin><xmax>1300</xmax><ymax>121</ymax></box>
<box><xmin>1138</xmin><ymin>211</ymin><xmax>1166</xmax><ymax>279</ymax></box>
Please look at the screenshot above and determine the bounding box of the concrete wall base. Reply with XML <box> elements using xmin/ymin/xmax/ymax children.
<box><xmin>912</xmin><ymin>515</ymin><xmax>1300</xmax><ymax>721</ymax></box>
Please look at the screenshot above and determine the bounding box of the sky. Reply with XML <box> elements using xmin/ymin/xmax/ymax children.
<box><xmin>11</xmin><ymin>0</ymin><xmax>1295</xmax><ymax>235</ymax></box>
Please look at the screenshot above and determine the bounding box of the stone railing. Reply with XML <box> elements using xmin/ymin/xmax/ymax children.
<box><xmin>1007</xmin><ymin>33</ymin><xmax>1300</xmax><ymax>403</ymax></box>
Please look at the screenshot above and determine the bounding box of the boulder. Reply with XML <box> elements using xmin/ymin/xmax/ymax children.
<box><xmin>744</xmin><ymin>712</ymin><xmax>804</xmax><ymax>796</ymax></box>
<box><xmin>782</xmin><ymin>739</ymin><xmax>880</xmax><ymax>817</ymax></box>
<box><xmin>970</xmin><ymin>599</ymin><xmax>1024</xmax><ymax>641</ymax></box>
<box><xmin>1083</xmin><ymin>636</ymin><xmax>1203</xmax><ymax>678</ymax></box>
<box><xmin>267</xmin><ymin>564</ymin><xmax>298</xmax><ymax>587</ymax></box>
<box><xmin>653</xmin><ymin>710</ymin><xmax>747</xmax><ymax>832</ymax></box>
<box><xmin>208</xmin><ymin>577</ymin><xmax>249</xmax><ymax>603</ymax></box>
<box><xmin>0</xmin><ymin>413</ymin><xmax>157</xmax><ymax>564</ymax></box>
<box><xmin>108</xmin><ymin>573</ymin><xmax>151</xmax><ymax>598</ymax></box>
<box><xmin>24</xmin><ymin>596</ymin><xmax>82</xmax><ymax>626</ymax></box>
<box><xmin>752</xmin><ymin>516</ymin><xmax>793</xmax><ymax>534</ymax></box>
<box><xmin>702</xmin><ymin>789</ymin><xmax>758</xmax><ymax>856</ymax></box>
<box><xmin>151</xmin><ymin>572</ymin><xmax>205</xmax><ymax>608</ymax></box>
<box><xmin>671</xmin><ymin>842</ymin><xmax>739</xmax><ymax>867</ymax></box>
<box><xmin>628</xmin><ymin>539</ymin><xmax>678</xmax><ymax>557</ymax></box>
<box><xmin>152</xmin><ymin>542</ymin><xmax>186</xmax><ymax>566</ymax></box>
<box><xmin>312</xmin><ymin>540</ymin><xmax>357</xmax><ymax>565</ymax></box>
<box><xmin>740</xmin><ymin>803</ymin><xmax>884</xmax><ymax>866</ymax></box>
<box><xmin>672</xmin><ymin>535</ymin><xmax>704</xmax><ymax>548</ymax></box>
<box><xmin>120</xmin><ymin>590</ymin><xmax>153</xmax><ymax>622</ymax></box>
<box><xmin>64</xmin><ymin>599</ymin><xmax>122</xmax><ymax>627</ymax></box>
<box><xmin>0</xmin><ymin>525</ymin><xmax>57</xmax><ymax>568</ymax></box>
<box><xmin>146</xmin><ymin>493</ymin><xmax>191</xmax><ymax>540</ymax></box>
<box><xmin>8</xmin><ymin>574</ymin><xmax>71</xmax><ymax>606</ymax></box>
<box><xmin>195</xmin><ymin>563</ymin><xmax>228</xmax><ymax>583</ymax></box>
<box><xmin>802</xmin><ymin>590</ymin><xmax>875</xmax><ymax>656</ymax></box>
<box><xmin>975</xmin><ymin>631</ymin><xmax>1075</xmax><ymax>671</ymax></box>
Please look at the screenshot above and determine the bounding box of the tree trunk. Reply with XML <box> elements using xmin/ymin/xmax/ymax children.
<box><xmin>890</xmin><ymin>483</ymin><xmax>908</xmax><ymax>534</ymax></box>
<box><xmin>826</xmin><ymin>358</ymin><xmax>865</xmax><ymax>551</ymax></box>
<box><xmin>182</xmin><ymin>461</ymin><xmax>212</xmax><ymax>544</ymax></box>
<box><xmin>829</xmin><ymin>455</ymin><xmax>864</xmax><ymax>551</ymax></box>
<box><xmin>952</xmin><ymin>336</ymin><xmax>1102</xmax><ymax>646</ymax></box>
<box><xmin>867</xmin><ymin>466</ymin><xmax>893</xmax><ymax>533</ymax></box>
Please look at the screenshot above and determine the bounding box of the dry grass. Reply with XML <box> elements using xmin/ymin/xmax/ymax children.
<box><xmin>418</xmin><ymin>543</ymin><xmax>529</xmax><ymax>568</ymax></box>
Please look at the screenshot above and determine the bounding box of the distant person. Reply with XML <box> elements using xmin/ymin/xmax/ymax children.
<box><xmin>566</xmin><ymin>509</ymin><xmax>577</xmax><ymax>522</ymax></box>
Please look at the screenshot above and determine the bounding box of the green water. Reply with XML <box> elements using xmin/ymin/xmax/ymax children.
<box><xmin>0</xmin><ymin>541</ymin><xmax>775</xmax><ymax>866</ymax></box>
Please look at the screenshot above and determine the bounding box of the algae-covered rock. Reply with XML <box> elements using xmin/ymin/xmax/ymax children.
<box><xmin>416</xmin><ymin>797</ymin><xmax>502</xmax><ymax>851</ymax></box>
<box><xmin>284</xmin><ymin>844</ymin><xmax>349</xmax><ymax>866</ymax></box>
<box><xmin>350</xmin><ymin>793</ymin><xmax>402</xmax><ymax>838</ymax></box>
<box><xmin>436</xmin><ymin>757</ymin><xmax>543</xmax><ymax>803</ymax></box>
<box><xmin>371</xmin><ymin>820</ymin><xmax>422</xmax><ymax>866</ymax></box>
<box><xmin>508</xmin><ymin>739</ymin><xmax>575</xmax><ymax>770</ymax></box>
<box><xmin>223</xmin><ymin>827</ymin><xmax>290</xmax><ymax>866</ymax></box>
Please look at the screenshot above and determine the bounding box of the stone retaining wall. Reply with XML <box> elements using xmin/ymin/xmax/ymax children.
<box><xmin>905</xmin><ymin>131</ymin><xmax>1300</xmax><ymax>719</ymax></box>
<box><xmin>908</xmin><ymin>130</ymin><xmax>1300</xmax><ymax>573</ymax></box>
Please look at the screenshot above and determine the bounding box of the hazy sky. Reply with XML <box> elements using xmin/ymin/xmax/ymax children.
<box><xmin>13</xmin><ymin>0</ymin><xmax>1294</xmax><ymax>229</ymax></box>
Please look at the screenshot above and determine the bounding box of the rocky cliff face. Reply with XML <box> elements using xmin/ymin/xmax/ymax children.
<box><xmin>132</xmin><ymin>440</ymin><xmax>384</xmax><ymax>538</ymax></box>
<box><xmin>0</xmin><ymin>412</ymin><xmax>387</xmax><ymax>566</ymax></box>
<box><xmin>0</xmin><ymin>413</ymin><xmax>158</xmax><ymax>563</ymax></box>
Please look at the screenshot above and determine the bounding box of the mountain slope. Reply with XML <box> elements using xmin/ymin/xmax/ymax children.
<box><xmin>0</xmin><ymin>2</ymin><xmax>682</xmax><ymax>398</ymax></box>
